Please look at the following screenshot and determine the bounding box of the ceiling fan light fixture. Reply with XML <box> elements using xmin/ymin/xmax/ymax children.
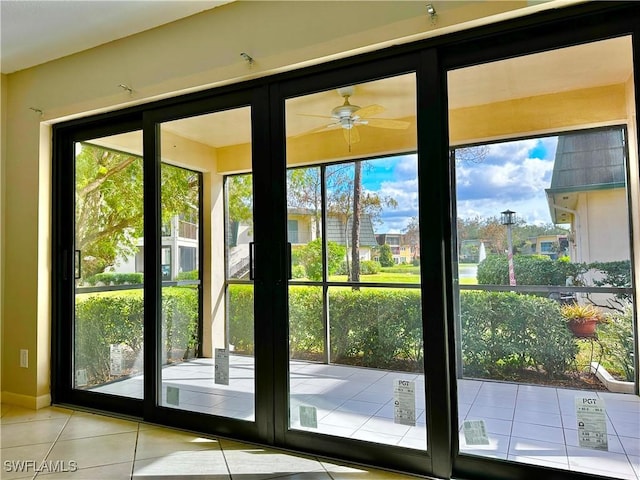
<box><xmin>331</xmin><ymin>97</ymin><xmax>360</xmax><ymax>120</ymax></box>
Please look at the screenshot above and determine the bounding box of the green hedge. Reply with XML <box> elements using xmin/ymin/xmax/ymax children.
<box><xmin>329</xmin><ymin>289</ymin><xmax>423</xmax><ymax>369</ymax></box>
<box><xmin>228</xmin><ymin>285</ymin><xmax>423</xmax><ymax>370</ymax></box>
<box><xmin>75</xmin><ymin>287</ymin><xmax>198</xmax><ymax>386</ymax></box>
<box><xmin>460</xmin><ymin>290</ymin><xmax>577</xmax><ymax>378</ymax></box>
<box><xmin>228</xmin><ymin>284</ymin><xmax>255</xmax><ymax>353</ymax></box>
<box><xmin>599</xmin><ymin>305</ymin><xmax>635</xmax><ymax>381</ymax></box>
<box><xmin>229</xmin><ymin>287</ymin><xmax>583</xmax><ymax>377</ymax></box>
<box><xmin>477</xmin><ymin>254</ymin><xmax>579</xmax><ymax>286</ymax></box>
<box><xmin>77</xmin><ymin>284</ymin><xmax>597</xmax><ymax>385</ymax></box>
<box><xmin>359</xmin><ymin>260</ymin><xmax>382</xmax><ymax>275</ymax></box>
<box><xmin>85</xmin><ymin>272</ymin><xmax>144</xmax><ymax>286</ymax></box>
<box><xmin>176</xmin><ymin>270</ymin><xmax>199</xmax><ymax>281</ymax></box>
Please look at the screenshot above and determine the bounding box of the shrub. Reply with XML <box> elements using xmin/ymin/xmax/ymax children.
<box><xmin>459</xmin><ymin>290</ymin><xmax>577</xmax><ymax>378</ymax></box>
<box><xmin>176</xmin><ymin>270</ymin><xmax>199</xmax><ymax>281</ymax></box>
<box><xmin>75</xmin><ymin>295</ymin><xmax>144</xmax><ymax>384</ymax></box>
<box><xmin>228</xmin><ymin>284</ymin><xmax>255</xmax><ymax>353</ymax></box>
<box><xmin>360</xmin><ymin>260</ymin><xmax>381</xmax><ymax>275</ymax></box>
<box><xmin>378</xmin><ymin>244</ymin><xmax>394</xmax><ymax>267</ymax></box>
<box><xmin>477</xmin><ymin>254</ymin><xmax>581</xmax><ymax>286</ymax></box>
<box><xmin>599</xmin><ymin>304</ymin><xmax>635</xmax><ymax>382</ymax></box>
<box><xmin>75</xmin><ymin>287</ymin><xmax>198</xmax><ymax>386</ymax></box>
<box><xmin>162</xmin><ymin>287</ymin><xmax>199</xmax><ymax>361</ymax></box>
<box><xmin>291</xmin><ymin>265</ymin><xmax>306</xmax><ymax>279</ymax></box>
<box><xmin>296</xmin><ymin>239</ymin><xmax>346</xmax><ymax>281</ymax></box>
<box><xmin>329</xmin><ymin>288</ymin><xmax>423</xmax><ymax>369</ymax></box>
<box><xmin>227</xmin><ymin>285</ymin><xmax>424</xmax><ymax>371</ymax></box>
<box><xmin>87</xmin><ymin>272</ymin><xmax>143</xmax><ymax>285</ymax></box>
<box><xmin>289</xmin><ymin>286</ymin><xmax>324</xmax><ymax>358</ymax></box>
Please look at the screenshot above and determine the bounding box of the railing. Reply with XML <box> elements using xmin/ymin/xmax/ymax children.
<box><xmin>458</xmin><ymin>284</ymin><xmax>632</xmax><ymax>295</ymax></box>
<box><xmin>229</xmin><ymin>256</ymin><xmax>250</xmax><ymax>279</ymax></box>
<box><xmin>178</xmin><ymin>220</ymin><xmax>198</xmax><ymax>240</ymax></box>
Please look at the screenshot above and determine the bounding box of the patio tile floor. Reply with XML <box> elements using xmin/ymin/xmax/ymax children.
<box><xmin>89</xmin><ymin>356</ymin><xmax>639</xmax><ymax>479</ymax></box>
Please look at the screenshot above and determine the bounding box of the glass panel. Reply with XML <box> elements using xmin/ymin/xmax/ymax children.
<box><xmin>285</xmin><ymin>73</ymin><xmax>426</xmax><ymax>450</ymax></box>
<box><xmin>74</xmin><ymin>131</ymin><xmax>144</xmax><ymax>398</ymax></box>
<box><xmin>288</xmin><ymin>166</ymin><xmax>322</xmax><ymax>280</ymax></box>
<box><xmin>158</xmin><ymin>107</ymin><xmax>255</xmax><ymax>421</ymax></box>
<box><xmin>449</xmin><ymin>37</ymin><xmax>638</xmax><ymax>477</ymax></box>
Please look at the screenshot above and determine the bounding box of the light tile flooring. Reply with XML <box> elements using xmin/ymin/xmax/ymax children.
<box><xmin>85</xmin><ymin>357</ymin><xmax>639</xmax><ymax>478</ymax></box>
<box><xmin>0</xmin><ymin>404</ymin><xmax>424</xmax><ymax>480</ymax></box>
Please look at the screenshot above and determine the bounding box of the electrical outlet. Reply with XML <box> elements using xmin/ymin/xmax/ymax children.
<box><xmin>20</xmin><ymin>349</ymin><xmax>28</xmax><ymax>368</ymax></box>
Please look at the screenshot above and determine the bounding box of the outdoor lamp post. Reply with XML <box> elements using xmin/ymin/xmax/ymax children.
<box><xmin>501</xmin><ymin>209</ymin><xmax>517</xmax><ymax>286</ymax></box>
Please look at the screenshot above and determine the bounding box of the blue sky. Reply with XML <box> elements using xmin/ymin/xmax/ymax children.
<box><xmin>365</xmin><ymin>136</ymin><xmax>559</xmax><ymax>233</ymax></box>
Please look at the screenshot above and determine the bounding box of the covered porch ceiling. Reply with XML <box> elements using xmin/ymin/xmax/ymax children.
<box><xmin>91</xmin><ymin>35</ymin><xmax>634</xmax><ymax>174</ymax></box>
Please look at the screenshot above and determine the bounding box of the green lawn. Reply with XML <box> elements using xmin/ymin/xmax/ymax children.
<box><xmin>75</xmin><ymin>288</ymin><xmax>142</xmax><ymax>302</ymax></box>
<box><xmin>328</xmin><ymin>272</ymin><xmax>420</xmax><ymax>283</ymax></box>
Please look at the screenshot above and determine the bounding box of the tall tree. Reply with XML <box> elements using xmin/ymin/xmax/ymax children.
<box><xmin>75</xmin><ymin>143</ymin><xmax>199</xmax><ymax>277</ymax></box>
<box><xmin>351</xmin><ymin>161</ymin><xmax>363</xmax><ymax>282</ymax></box>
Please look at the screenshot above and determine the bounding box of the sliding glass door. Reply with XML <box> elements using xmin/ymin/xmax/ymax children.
<box><xmin>73</xmin><ymin>132</ymin><xmax>145</xmax><ymax>400</ymax></box>
<box><xmin>53</xmin><ymin>8</ymin><xmax>640</xmax><ymax>479</ymax></box>
<box><xmin>448</xmin><ymin>35</ymin><xmax>639</xmax><ymax>480</ymax></box>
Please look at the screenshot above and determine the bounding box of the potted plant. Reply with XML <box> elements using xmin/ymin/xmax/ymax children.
<box><xmin>560</xmin><ymin>302</ymin><xmax>605</xmax><ymax>337</ymax></box>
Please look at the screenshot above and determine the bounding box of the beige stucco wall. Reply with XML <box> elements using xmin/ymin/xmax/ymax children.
<box><xmin>574</xmin><ymin>189</ymin><xmax>631</xmax><ymax>264</ymax></box>
<box><xmin>449</xmin><ymin>84</ymin><xmax>628</xmax><ymax>145</ymax></box>
<box><xmin>1</xmin><ymin>73</ymin><xmax>6</xmax><ymax>397</ymax></box>
<box><xmin>0</xmin><ymin>0</ymin><xmax>628</xmax><ymax>406</ymax></box>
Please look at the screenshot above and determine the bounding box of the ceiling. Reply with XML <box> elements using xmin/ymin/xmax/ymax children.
<box><xmin>0</xmin><ymin>0</ymin><xmax>233</xmax><ymax>74</ymax></box>
<box><xmin>162</xmin><ymin>37</ymin><xmax>634</xmax><ymax>151</ymax></box>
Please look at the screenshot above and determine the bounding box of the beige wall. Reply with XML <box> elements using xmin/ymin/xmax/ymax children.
<box><xmin>449</xmin><ymin>84</ymin><xmax>628</xmax><ymax>145</ymax></box>
<box><xmin>574</xmin><ymin>189</ymin><xmax>631</xmax><ymax>264</ymax></box>
<box><xmin>1</xmin><ymin>73</ymin><xmax>6</xmax><ymax>397</ymax></box>
<box><xmin>0</xmin><ymin>0</ymin><xmax>625</xmax><ymax>405</ymax></box>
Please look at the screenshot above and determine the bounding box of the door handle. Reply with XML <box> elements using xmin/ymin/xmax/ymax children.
<box><xmin>249</xmin><ymin>242</ymin><xmax>255</xmax><ymax>280</ymax></box>
<box><xmin>74</xmin><ymin>250</ymin><xmax>82</xmax><ymax>280</ymax></box>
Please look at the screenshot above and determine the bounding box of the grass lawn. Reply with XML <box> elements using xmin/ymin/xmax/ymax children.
<box><xmin>75</xmin><ymin>288</ymin><xmax>142</xmax><ymax>302</ymax></box>
<box><xmin>328</xmin><ymin>272</ymin><xmax>420</xmax><ymax>283</ymax></box>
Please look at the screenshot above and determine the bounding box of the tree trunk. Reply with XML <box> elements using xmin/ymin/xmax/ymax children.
<box><xmin>350</xmin><ymin>162</ymin><xmax>362</xmax><ymax>284</ymax></box>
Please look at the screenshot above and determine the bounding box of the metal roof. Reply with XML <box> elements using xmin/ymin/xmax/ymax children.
<box><xmin>548</xmin><ymin>128</ymin><xmax>626</xmax><ymax>193</ymax></box>
<box><xmin>326</xmin><ymin>215</ymin><xmax>378</xmax><ymax>247</ymax></box>
<box><xmin>545</xmin><ymin>128</ymin><xmax>626</xmax><ymax>224</ymax></box>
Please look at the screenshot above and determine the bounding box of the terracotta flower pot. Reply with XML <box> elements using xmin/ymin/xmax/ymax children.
<box><xmin>568</xmin><ymin>318</ymin><xmax>598</xmax><ymax>337</ymax></box>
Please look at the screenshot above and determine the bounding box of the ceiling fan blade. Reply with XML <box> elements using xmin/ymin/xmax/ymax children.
<box><xmin>343</xmin><ymin>127</ymin><xmax>360</xmax><ymax>145</ymax></box>
<box><xmin>290</xmin><ymin>122</ymin><xmax>340</xmax><ymax>139</ymax></box>
<box><xmin>355</xmin><ymin>104</ymin><xmax>385</xmax><ymax>118</ymax></box>
<box><xmin>365</xmin><ymin>118</ymin><xmax>411</xmax><ymax>129</ymax></box>
<box><xmin>297</xmin><ymin>113</ymin><xmax>334</xmax><ymax>119</ymax></box>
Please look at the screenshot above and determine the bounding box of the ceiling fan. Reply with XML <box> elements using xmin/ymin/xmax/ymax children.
<box><xmin>297</xmin><ymin>86</ymin><xmax>410</xmax><ymax>149</ymax></box>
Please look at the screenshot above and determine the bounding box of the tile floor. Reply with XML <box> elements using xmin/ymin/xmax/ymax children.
<box><xmin>85</xmin><ymin>357</ymin><xmax>639</xmax><ymax>478</ymax></box>
<box><xmin>0</xmin><ymin>404</ymin><xmax>424</xmax><ymax>479</ymax></box>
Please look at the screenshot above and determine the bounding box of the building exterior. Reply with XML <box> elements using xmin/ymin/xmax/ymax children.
<box><xmin>115</xmin><ymin>214</ymin><xmax>199</xmax><ymax>281</ymax></box>
<box><xmin>546</xmin><ymin>128</ymin><xmax>631</xmax><ymax>265</ymax></box>
<box><xmin>376</xmin><ymin>233</ymin><xmax>414</xmax><ymax>264</ymax></box>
